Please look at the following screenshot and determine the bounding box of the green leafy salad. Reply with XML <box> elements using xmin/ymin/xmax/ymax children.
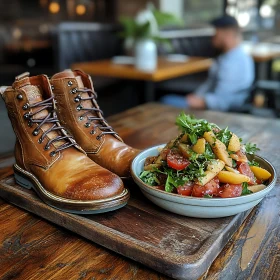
<box><xmin>139</xmin><ymin>113</ymin><xmax>271</xmax><ymax>198</ymax></box>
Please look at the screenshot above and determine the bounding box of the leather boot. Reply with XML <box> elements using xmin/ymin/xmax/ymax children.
<box><xmin>0</xmin><ymin>72</ymin><xmax>129</xmax><ymax>214</ymax></box>
<box><xmin>50</xmin><ymin>69</ymin><xmax>139</xmax><ymax>178</ymax></box>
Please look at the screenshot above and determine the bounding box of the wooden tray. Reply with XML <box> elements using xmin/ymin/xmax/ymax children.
<box><xmin>0</xmin><ymin>174</ymin><xmax>251</xmax><ymax>280</ymax></box>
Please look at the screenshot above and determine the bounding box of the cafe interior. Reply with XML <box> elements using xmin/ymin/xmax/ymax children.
<box><xmin>1</xmin><ymin>1</ymin><xmax>280</xmax><ymax>279</ymax></box>
<box><xmin>0</xmin><ymin>0</ymin><xmax>280</xmax><ymax>154</ymax></box>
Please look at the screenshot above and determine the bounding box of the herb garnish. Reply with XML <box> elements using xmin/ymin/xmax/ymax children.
<box><xmin>244</xmin><ymin>143</ymin><xmax>260</xmax><ymax>155</ymax></box>
<box><xmin>215</xmin><ymin>127</ymin><xmax>232</xmax><ymax>147</ymax></box>
<box><xmin>175</xmin><ymin>113</ymin><xmax>215</xmax><ymax>145</ymax></box>
<box><xmin>241</xmin><ymin>182</ymin><xmax>253</xmax><ymax>195</ymax></box>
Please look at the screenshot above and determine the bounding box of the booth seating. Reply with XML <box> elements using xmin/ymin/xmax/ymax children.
<box><xmin>156</xmin><ymin>28</ymin><xmax>217</xmax><ymax>93</ymax></box>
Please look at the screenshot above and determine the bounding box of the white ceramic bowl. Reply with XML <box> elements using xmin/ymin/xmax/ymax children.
<box><xmin>131</xmin><ymin>145</ymin><xmax>277</xmax><ymax>218</ymax></box>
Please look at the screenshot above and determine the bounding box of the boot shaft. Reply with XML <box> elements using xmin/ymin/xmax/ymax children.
<box><xmin>0</xmin><ymin>72</ymin><xmax>80</xmax><ymax>171</ymax></box>
<box><xmin>51</xmin><ymin>69</ymin><xmax>122</xmax><ymax>154</ymax></box>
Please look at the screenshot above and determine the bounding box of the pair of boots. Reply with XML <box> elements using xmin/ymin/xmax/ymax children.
<box><xmin>0</xmin><ymin>69</ymin><xmax>139</xmax><ymax>214</ymax></box>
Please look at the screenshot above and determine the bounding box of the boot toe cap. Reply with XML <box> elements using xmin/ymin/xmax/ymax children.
<box><xmin>63</xmin><ymin>171</ymin><xmax>124</xmax><ymax>201</ymax></box>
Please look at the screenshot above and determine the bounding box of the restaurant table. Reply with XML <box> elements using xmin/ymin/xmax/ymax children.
<box><xmin>0</xmin><ymin>103</ymin><xmax>280</xmax><ymax>280</ymax></box>
<box><xmin>72</xmin><ymin>57</ymin><xmax>213</xmax><ymax>102</ymax></box>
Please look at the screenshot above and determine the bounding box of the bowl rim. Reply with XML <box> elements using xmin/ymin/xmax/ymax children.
<box><xmin>131</xmin><ymin>144</ymin><xmax>277</xmax><ymax>202</ymax></box>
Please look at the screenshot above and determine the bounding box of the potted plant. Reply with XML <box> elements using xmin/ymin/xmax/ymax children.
<box><xmin>119</xmin><ymin>5</ymin><xmax>182</xmax><ymax>72</ymax></box>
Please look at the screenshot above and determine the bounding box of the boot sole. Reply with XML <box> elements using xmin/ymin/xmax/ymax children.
<box><xmin>13</xmin><ymin>164</ymin><xmax>129</xmax><ymax>214</ymax></box>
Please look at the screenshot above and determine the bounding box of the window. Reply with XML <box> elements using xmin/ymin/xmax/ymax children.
<box><xmin>183</xmin><ymin>0</ymin><xmax>224</xmax><ymax>27</ymax></box>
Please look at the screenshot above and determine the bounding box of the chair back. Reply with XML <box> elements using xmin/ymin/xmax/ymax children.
<box><xmin>53</xmin><ymin>22</ymin><xmax>123</xmax><ymax>71</ymax></box>
<box><xmin>158</xmin><ymin>28</ymin><xmax>217</xmax><ymax>57</ymax></box>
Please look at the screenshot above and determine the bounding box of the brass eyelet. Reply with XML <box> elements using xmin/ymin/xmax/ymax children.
<box><xmin>22</xmin><ymin>103</ymin><xmax>29</xmax><ymax>110</ymax></box>
<box><xmin>32</xmin><ymin>130</ymin><xmax>39</xmax><ymax>136</ymax></box>
<box><xmin>23</xmin><ymin>112</ymin><xmax>30</xmax><ymax>119</ymax></box>
<box><xmin>50</xmin><ymin>151</ymin><xmax>56</xmax><ymax>157</ymax></box>
<box><xmin>84</xmin><ymin>122</ymin><xmax>91</xmax><ymax>128</ymax></box>
<box><xmin>67</xmin><ymin>81</ymin><xmax>73</xmax><ymax>86</ymax></box>
<box><xmin>74</xmin><ymin>96</ymin><xmax>81</xmax><ymax>102</ymax></box>
<box><xmin>38</xmin><ymin>138</ymin><xmax>43</xmax><ymax>144</ymax></box>
<box><xmin>76</xmin><ymin>105</ymin><xmax>83</xmax><ymax>111</ymax></box>
<box><xmin>90</xmin><ymin>130</ymin><xmax>96</xmax><ymax>135</ymax></box>
<box><xmin>17</xmin><ymin>94</ymin><xmax>23</xmax><ymax>100</ymax></box>
<box><xmin>44</xmin><ymin>145</ymin><xmax>50</xmax><ymax>151</ymax></box>
<box><xmin>78</xmin><ymin>116</ymin><xmax>84</xmax><ymax>121</ymax></box>
<box><xmin>71</xmin><ymin>88</ymin><xmax>77</xmax><ymax>94</ymax></box>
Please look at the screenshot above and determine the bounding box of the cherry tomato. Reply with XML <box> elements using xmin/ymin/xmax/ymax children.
<box><xmin>218</xmin><ymin>184</ymin><xmax>242</xmax><ymax>198</ymax></box>
<box><xmin>167</xmin><ymin>149</ymin><xmax>190</xmax><ymax>171</ymax></box>
<box><xmin>192</xmin><ymin>178</ymin><xmax>220</xmax><ymax>197</ymax></box>
<box><xmin>177</xmin><ymin>182</ymin><xmax>194</xmax><ymax>196</ymax></box>
<box><xmin>238</xmin><ymin>162</ymin><xmax>256</xmax><ymax>185</ymax></box>
<box><xmin>256</xmin><ymin>179</ymin><xmax>263</xmax><ymax>184</ymax></box>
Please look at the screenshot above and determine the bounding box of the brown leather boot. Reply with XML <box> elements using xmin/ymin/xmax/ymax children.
<box><xmin>50</xmin><ymin>69</ymin><xmax>139</xmax><ymax>178</ymax></box>
<box><xmin>0</xmin><ymin>72</ymin><xmax>129</xmax><ymax>214</ymax></box>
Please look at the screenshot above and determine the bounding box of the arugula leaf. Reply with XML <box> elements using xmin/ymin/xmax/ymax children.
<box><xmin>203</xmin><ymin>143</ymin><xmax>215</xmax><ymax>160</ymax></box>
<box><xmin>165</xmin><ymin>174</ymin><xmax>176</xmax><ymax>192</ymax></box>
<box><xmin>204</xmin><ymin>194</ymin><xmax>213</xmax><ymax>198</ymax></box>
<box><xmin>175</xmin><ymin>113</ymin><xmax>215</xmax><ymax>144</ymax></box>
<box><xmin>215</xmin><ymin>127</ymin><xmax>232</xmax><ymax>147</ymax></box>
<box><xmin>232</xmin><ymin>159</ymin><xmax>237</xmax><ymax>168</ymax></box>
<box><xmin>244</xmin><ymin>142</ymin><xmax>260</xmax><ymax>155</ymax></box>
<box><xmin>140</xmin><ymin>171</ymin><xmax>160</xmax><ymax>186</ymax></box>
<box><xmin>248</xmin><ymin>159</ymin><xmax>260</xmax><ymax>167</ymax></box>
<box><xmin>241</xmin><ymin>182</ymin><xmax>253</xmax><ymax>196</ymax></box>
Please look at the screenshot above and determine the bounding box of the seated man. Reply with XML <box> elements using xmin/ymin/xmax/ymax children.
<box><xmin>161</xmin><ymin>15</ymin><xmax>255</xmax><ymax>111</ymax></box>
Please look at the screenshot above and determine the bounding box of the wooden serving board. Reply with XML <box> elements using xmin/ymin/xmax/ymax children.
<box><xmin>0</xmin><ymin>174</ymin><xmax>252</xmax><ymax>280</ymax></box>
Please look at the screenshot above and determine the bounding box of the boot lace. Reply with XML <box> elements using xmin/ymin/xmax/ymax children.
<box><xmin>23</xmin><ymin>96</ymin><xmax>76</xmax><ymax>157</ymax></box>
<box><xmin>74</xmin><ymin>88</ymin><xmax>118</xmax><ymax>139</ymax></box>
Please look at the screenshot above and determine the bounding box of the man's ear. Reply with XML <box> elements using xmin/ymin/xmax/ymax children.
<box><xmin>0</xmin><ymin>86</ymin><xmax>8</xmax><ymax>100</ymax></box>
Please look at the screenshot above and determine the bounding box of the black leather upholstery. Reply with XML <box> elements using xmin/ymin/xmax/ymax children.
<box><xmin>53</xmin><ymin>22</ymin><xmax>123</xmax><ymax>71</ymax></box>
<box><xmin>157</xmin><ymin>29</ymin><xmax>217</xmax><ymax>94</ymax></box>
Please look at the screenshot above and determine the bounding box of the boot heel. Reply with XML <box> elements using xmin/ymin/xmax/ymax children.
<box><xmin>14</xmin><ymin>171</ymin><xmax>33</xmax><ymax>190</ymax></box>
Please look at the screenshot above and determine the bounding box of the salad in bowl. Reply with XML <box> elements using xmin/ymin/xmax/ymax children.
<box><xmin>139</xmin><ymin>113</ymin><xmax>272</xmax><ymax>199</ymax></box>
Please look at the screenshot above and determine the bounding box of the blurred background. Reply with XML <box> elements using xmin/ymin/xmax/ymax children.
<box><xmin>1</xmin><ymin>0</ymin><xmax>280</xmax><ymax>153</ymax></box>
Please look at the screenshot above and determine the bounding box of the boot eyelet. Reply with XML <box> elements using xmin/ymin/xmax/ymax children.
<box><xmin>32</xmin><ymin>130</ymin><xmax>39</xmax><ymax>136</ymax></box>
<box><xmin>23</xmin><ymin>112</ymin><xmax>30</xmax><ymax>119</ymax></box>
<box><xmin>90</xmin><ymin>130</ymin><xmax>96</xmax><ymax>135</ymax></box>
<box><xmin>17</xmin><ymin>94</ymin><xmax>23</xmax><ymax>100</ymax></box>
<box><xmin>78</xmin><ymin>116</ymin><xmax>84</xmax><ymax>121</ymax></box>
<box><xmin>51</xmin><ymin>85</ymin><xmax>55</xmax><ymax>90</ymax></box>
<box><xmin>96</xmin><ymin>135</ymin><xmax>101</xmax><ymax>140</ymax></box>
<box><xmin>22</xmin><ymin>103</ymin><xmax>29</xmax><ymax>110</ymax></box>
<box><xmin>84</xmin><ymin>122</ymin><xmax>91</xmax><ymax>128</ymax></box>
<box><xmin>74</xmin><ymin>96</ymin><xmax>80</xmax><ymax>102</ymax></box>
<box><xmin>38</xmin><ymin>138</ymin><xmax>43</xmax><ymax>144</ymax></box>
<box><xmin>50</xmin><ymin>151</ymin><xmax>56</xmax><ymax>157</ymax></box>
<box><xmin>44</xmin><ymin>145</ymin><xmax>50</xmax><ymax>151</ymax></box>
<box><xmin>71</xmin><ymin>88</ymin><xmax>77</xmax><ymax>94</ymax></box>
<box><xmin>27</xmin><ymin>120</ymin><xmax>33</xmax><ymax>127</ymax></box>
<box><xmin>76</xmin><ymin>105</ymin><xmax>83</xmax><ymax>111</ymax></box>
<box><xmin>67</xmin><ymin>81</ymin><xmax>73</xmax><ymax>86</ymax></box>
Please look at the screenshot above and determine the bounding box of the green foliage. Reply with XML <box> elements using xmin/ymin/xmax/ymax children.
<box><xmin>119</xmin><ymin>17</ymin><xmax>151</xmax><ymax>39</ymax></box>
<box><xmin>139</xmin><ymin>170</ymin><xmax>160</xmax><ymax>186</ymax></box>
<box><xmin>215</xmin><ymin>127</ymin><xmax>231</xmax><ymax>147</ymax></box>
<box><xmin>152</xmin><ymin>9</ymin><xmax>183</xmax><ymax>27</ymax></box>
<box><xmin>175</xmin><ymin>112</ymin><xmax>215</xmax><ymax>144</ymax></box>
<box><xmin>241</xmin><ymin>182</ymin><xmax>253</xmax><ymax>196</ymax></box>
<box><xmin>119</xmin><ymin>8</ymin><xmax>182</xmax><ymax>41</ymax></box>
<box><xmin>244</xmin><ymin>142</ymin><xmax>260</xmax><ymax>155</ymax></box>
<box><xmin>248</xmin><ymin>159</ymin><xmax>260</xmax><ymax>167</ymax></box>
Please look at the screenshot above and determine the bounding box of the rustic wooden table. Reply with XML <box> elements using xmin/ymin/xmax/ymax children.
<box><xmin>71</xmin><ymin>57</ymin><xmax>213</xmax><ymax>102</ymax></box>
<box><xmin>1</xmin><ymin>103</ymin><xmax>279</xmax><ymax>280</ymax></box>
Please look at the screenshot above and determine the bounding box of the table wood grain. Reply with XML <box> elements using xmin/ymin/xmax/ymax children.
<box><xmin>71</xmin><ymin>57</ymin><xmax>213</xmax><ymax>82</ymax></box>
<box><xmin>0</xmin><ymin>103</ymin><xmax>280</xmax><ymax>280</ymax></box>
